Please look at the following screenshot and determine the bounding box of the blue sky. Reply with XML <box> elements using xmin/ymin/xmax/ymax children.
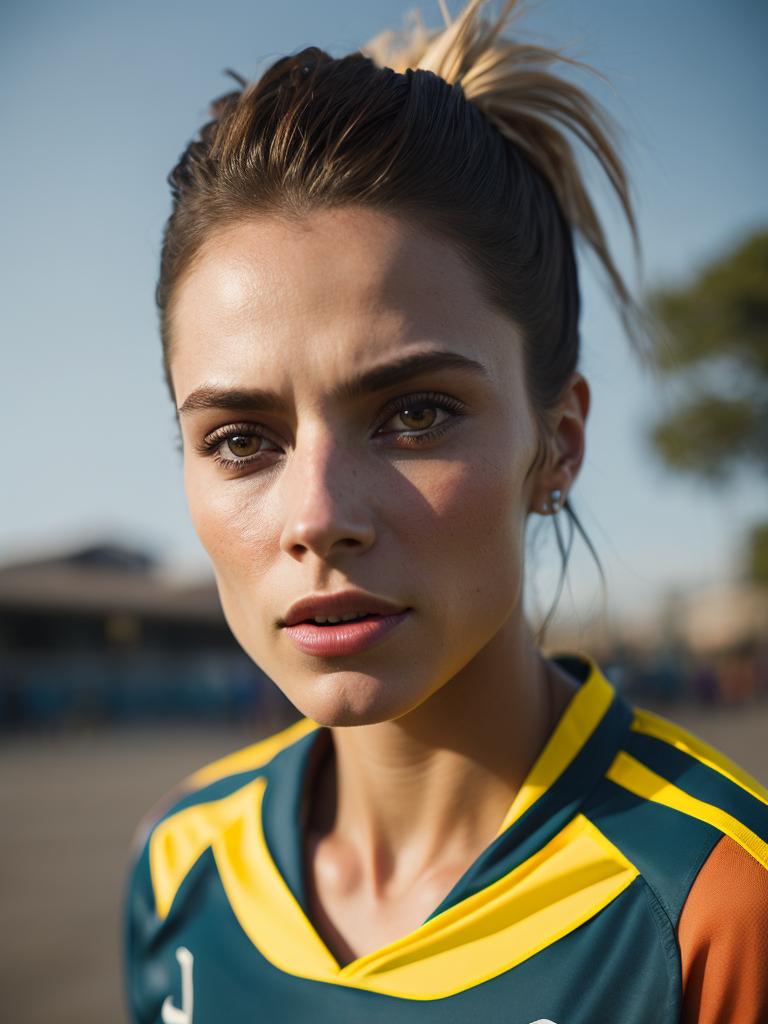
<box><xmin>2</xmin><ymin>0</ymin><xmax>767</xmax><ymax>617</ymax></box>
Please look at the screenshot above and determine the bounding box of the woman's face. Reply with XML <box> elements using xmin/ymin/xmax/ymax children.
<box><xmin>170</xmin><ymin>208</ymin><xmax>549</xmax><ymax>726</ymax></box>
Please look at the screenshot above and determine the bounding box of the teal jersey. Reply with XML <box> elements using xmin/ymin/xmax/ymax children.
<box><xmin>125</xmin><ymin>659</ymin><xmax>768</xmax><ymax>1024</ymax></box>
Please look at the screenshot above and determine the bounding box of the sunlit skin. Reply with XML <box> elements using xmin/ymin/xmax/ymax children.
<box><xmin>170</xmin><ymin>207</ymin><xmax>590</xmax><ymax>964</ymax></box>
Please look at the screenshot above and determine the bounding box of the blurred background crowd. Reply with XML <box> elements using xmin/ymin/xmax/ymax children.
<box><xmin>1</xmin><ymin>1</ymin><xmax>766</xmax><ymax>1022</ymax></box>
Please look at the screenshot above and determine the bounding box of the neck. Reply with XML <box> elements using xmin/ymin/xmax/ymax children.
<box><xmin>316</xmin><ymin>614</ymin><xmax>574</xmax><ymax>893</ymax></box>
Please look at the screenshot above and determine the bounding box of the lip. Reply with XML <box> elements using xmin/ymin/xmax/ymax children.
<box><xmin>281</xmin><ymin>591</ymin><xmax>410</xmax><ymax>658</ymax></box>
<box><xmin>282</xmin><ymin>591</ymin><xmax>407</xmax><ymax>627</ymax></box>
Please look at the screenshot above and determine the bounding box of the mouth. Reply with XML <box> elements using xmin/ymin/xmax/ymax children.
<box><xmin>300</xmin><ymin>611</ymin><xmax>382</xmax><ymax>626</ymax></box>
<box><xmin>281</xmin><ymin>595</ymin><xmax>410</xmax><ymax>657</ymax></box>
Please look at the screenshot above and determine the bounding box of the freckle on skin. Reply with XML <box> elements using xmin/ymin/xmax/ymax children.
<box><xmin>174</xmin><ymin>208</ymin><xmax>544</xmax><ymax>729</ymax></box>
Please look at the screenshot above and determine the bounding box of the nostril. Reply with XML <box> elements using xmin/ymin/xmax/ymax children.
<box><xmin>279</xmin><ymin>511</ymin><xmax>375</xmax><ymax>559</ymax></box>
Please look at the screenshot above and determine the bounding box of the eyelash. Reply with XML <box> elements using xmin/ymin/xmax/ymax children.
<box><xmin>198</xmin><ymin>392</ymin><xmax>466</xmax><ymax>471</ymax></box>
<box><xmin>196</xmin><ymin>422</ymin><xmax>283</xmax><ymax>469</ymax></box>
<box><xmin>374</xmin><ymin>392</ymin><xmax>465</xmax><ymax>443</ymax></box>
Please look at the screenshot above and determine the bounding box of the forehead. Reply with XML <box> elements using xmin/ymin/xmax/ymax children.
<box><xmin>169</xmin><ymin>208</ymin><xmax>520</xmax><ymax>404</ymax></box>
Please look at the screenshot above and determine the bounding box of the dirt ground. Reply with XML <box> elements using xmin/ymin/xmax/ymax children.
<box><xmin>1</xmin><ymin>705</ymin><xmax>767</xmax><ymax>1024</ymax></box>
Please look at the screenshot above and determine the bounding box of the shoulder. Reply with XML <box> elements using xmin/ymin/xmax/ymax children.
<box><xmin>125</xmin><ymin>719</ymin><xmax>319</xmax><ymax>1022</ymax></box>
<box><xmin>127</xmin><ymin>717</ymin><xmax>319</xmax><ymax>918</ymax></box>
<box><xmin>131</xmin><ymin>717</ymin><xmax>318</xmax><ymax>846</ymax></box>
<box><xmin>678</xmin><ymin>834</ymin><xmax>768</xmax><ymax>1024</ymax></box>
<box><xmin>615</xmin><ymin>705</ymin><xmax>768</xmax><ymax>868</ymax></box>
<box><xmin>584</xmin><ymin>704</ymin><xmax>768</xmax><ymax>927</ymax></box>
<box><xmin>177</xmin><ymin>716</ymin><xmax>320</xmax><ymax>795</ymax></box>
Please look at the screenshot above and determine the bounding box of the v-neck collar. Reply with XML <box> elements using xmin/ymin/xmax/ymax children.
<box><xmin>148</xmin><ymin>659</ymin><xmax>637</xmax><ymax>998</ymax></box>
<box><xmin>426</xmin><ymin>657</ymin><xmax>632</xmax><ymax>917</ymax></box>
<box><xmin>191</xmin><ymin>659</ymin><xmax>638</xmax><ymax>998</ymax></box>
<box><xmin>259</xmin><ymin>658</ymin><xmax>633</xmax><ymax>923</ymax></box>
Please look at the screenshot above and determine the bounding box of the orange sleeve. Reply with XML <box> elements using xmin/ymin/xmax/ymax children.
<box><xmin>678</xmin><ymin>834</ymin><xmax>768</xmax><ymax>1024</ymax></box>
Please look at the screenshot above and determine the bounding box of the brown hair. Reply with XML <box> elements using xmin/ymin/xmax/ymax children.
<box><xmin>158</xmin><ymin>0</ymin><xmax>643</xmax><ymax>421</ymax></box>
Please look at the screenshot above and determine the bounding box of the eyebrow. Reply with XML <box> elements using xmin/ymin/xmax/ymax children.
<box><xmin>338</xmin><ymin>351</ymin><xmax>489</xmax><ymax>399</ymax></box>
<box><xmin>178</xmin><ymin>386</ymin><xmax>289</xmax><ymax>416</ymax></box>
<box><xmin>177</xmin><ymin>351</ymin><xmax>488</xmax><ymax>416</ymax></box>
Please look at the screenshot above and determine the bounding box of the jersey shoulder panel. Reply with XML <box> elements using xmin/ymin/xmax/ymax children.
<box><xmin>679</xmin><ymin>834</ymin><xmax>768</xmax><ymax>1024</ymax></box>
<box><xmin>616</xmin><ymin>707</ymin><xmax>768</xmax><ymax>868</ymax></box>
<box><xmin>183</xmin><ymin>717</ymin><xmax>320</xmax><ymax>793</ymax></box>
<box><xmin>128</xmin><ymin>718</ymin><xmax>319</xmax><ymax>920</ymax></box>
<box><xmin>130</xmin><ymin>717</ymin><xmax>318</xmax><ymax>849</ymax></box>
<box><xmin>584</xmin><ymin>706</ymin><xmax>768</xmax><ymax>926</ymax></box>
<box><xmin>628</xmin><ymin>707</ymin><xmax>768</xmax><ymax>805</ymax></box>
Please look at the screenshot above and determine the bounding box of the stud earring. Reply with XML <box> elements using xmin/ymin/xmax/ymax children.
<box><xmin>550</xmin><ymin>489</ymin><xmax>562</xmax><ymax>513</ymax></box>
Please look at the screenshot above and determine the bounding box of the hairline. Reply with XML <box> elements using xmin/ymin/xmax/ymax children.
<box><xmin>161</xmin><ymin>201</ymin><xmax>524</xmax><ymax>401</ymax></box>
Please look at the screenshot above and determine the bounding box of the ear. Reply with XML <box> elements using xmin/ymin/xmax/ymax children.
<box><xmin>530</xmin><ymin>372</ymin><xmax>590</xmax><ymax>515</ymax></box>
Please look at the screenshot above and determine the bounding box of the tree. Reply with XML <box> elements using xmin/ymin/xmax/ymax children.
<box><xmin>649</xmin><ymin>228</ymin><xmax>768</xmax><ymax>584</ymax></box>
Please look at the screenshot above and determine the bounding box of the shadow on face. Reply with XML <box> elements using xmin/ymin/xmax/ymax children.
<box><xmin>169</xmin><ymin>207</ymin><xmax>545</xmax><ymax>726</ymax></box>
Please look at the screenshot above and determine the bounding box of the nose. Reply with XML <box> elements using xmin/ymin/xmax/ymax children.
<box><xmin>279</xmin><ymin>433</ymin><xmax>375</xmax><ymax>561</ymax></box>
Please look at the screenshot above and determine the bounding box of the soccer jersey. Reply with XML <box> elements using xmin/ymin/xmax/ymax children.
<box><xmin>125</xmin><ymin>659</ymin><xmax>768</xmax><ymax>1024</ymax></box>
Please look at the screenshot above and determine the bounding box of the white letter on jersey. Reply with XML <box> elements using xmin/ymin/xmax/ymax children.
<box><xmin>161</xmin><ymin>946</ymin><xmax>194</xmax><ymax>1024</ymax></box>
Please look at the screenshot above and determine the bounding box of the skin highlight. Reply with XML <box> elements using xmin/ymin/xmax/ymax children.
<box><xmin>170</xmin><ymin>206</ymin><xmax>589</xmax><ymax>963</ymax></box>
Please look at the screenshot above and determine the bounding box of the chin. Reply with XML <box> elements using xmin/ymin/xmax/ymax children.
<box><xmin>268</xmin><ymin>664</ymin><xmax>436</xmax><ymax>728</ymax></box>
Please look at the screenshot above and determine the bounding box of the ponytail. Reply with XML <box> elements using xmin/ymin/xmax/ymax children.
<box><xmin>159</xmin><ymin>0</ymin><xmax>647</xmax><ymax>412</ymax></box>
<box><xmin>365</xmin><ymin>0</ymin><xmax>644</xmax><ymax>350</ymax></box>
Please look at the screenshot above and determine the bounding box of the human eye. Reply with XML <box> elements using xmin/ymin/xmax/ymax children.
<box><xmin>374</xmin><ymin>392</ymin><xmax>465</xmax><ymax>445</ymax></box>
<box><xmin>197</xmin><ymin>422</ymin><xmax>285</xmax><ymax>470</ymax></box>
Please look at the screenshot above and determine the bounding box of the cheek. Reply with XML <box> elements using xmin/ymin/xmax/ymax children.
<box><xmin>183</xmin><ymin>462</ymin><xmax>279</xmax><ymax>586</ymax></box>
<box><xmin>390</xmin><ymin>444</ymin><xmax>529</xmax><ymax>606</ymax></box>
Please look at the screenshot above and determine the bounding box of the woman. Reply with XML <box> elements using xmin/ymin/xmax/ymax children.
<box><xmin>126</xmin><ymin>3</ymin><xmax>768</xmax><ymax>1022</ymax></box>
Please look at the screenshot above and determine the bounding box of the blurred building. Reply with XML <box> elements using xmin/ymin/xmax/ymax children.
<box><xmin>0</xmin><ymin>544</ymin><xmax>295</xmax><ymax>728</ymax></box>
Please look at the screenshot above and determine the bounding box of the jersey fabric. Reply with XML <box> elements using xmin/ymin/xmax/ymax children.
<box><xmin>125</xmin><ymin>659</ymin><xmax>768</xmax><ymax>1024</ymax></box>
<box><xmin>678</xmin><ymin>833</ymin><xmax>768</xmax><ymax>1023</ymax></box>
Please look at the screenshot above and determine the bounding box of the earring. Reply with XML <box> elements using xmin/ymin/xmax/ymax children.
<box><xmin>550</xmin><ymin>489</ymin><xmax>562</xmax><ymax>513</ymax></box>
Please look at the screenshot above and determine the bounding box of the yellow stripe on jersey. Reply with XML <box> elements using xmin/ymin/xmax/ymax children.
<box><xmin>150</xmin><ymin>774</ymin><xmax>639</xmax><ymax>999</ymax></box>
<box><xmin>630</xmin><ymin>708</ymin><xmax>768</xmax><ymax>806</ymax></box>
<box><xmin>213</xmin><ymin>783</ymin><xmax>637</xmax><ymax>999</ymax></box>
<box><xmin>495</xmin><ymin>662</ymin><xmax>614</xmax><ymax>836</ymax></box>
<box><xmin>150</xmin><ymin>781</ymin><xmax>265</xmax><ymax>920</ymax></box>
<box><xmin>131</xmin><ymin>718</ymin><xmax>320</xmax><ymax>856</ymax></box>
<box><xmin>606</xmin><ymin>751</ymin><xmax>768</xmax><ymax>871</ymax></box>
<box><xmin>184</xmin><ymin>717</ymin><xmax>320</xmax><ymax>792</ymax></box>
<box><xmin>212</xmin><ymin>777</ymin><xmax>343</xmax><ymax>978</ymax></box>
<box><xmin>331</xmin><ymin>815</ymin><xmax>637</xmax><ymax>998</ymax></box>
